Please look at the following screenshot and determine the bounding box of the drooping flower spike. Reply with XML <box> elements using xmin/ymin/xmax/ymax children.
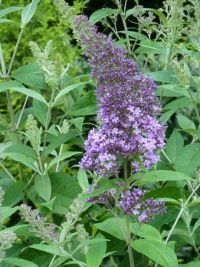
<box><xmin>73</xmin><ymin>15</ymin><xmax>165</xmax><ymax>177</ymax></box>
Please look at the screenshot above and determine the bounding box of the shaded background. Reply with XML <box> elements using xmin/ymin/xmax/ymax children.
<box><xmin>67</xmin><ymin>0</ymin><xmax>164</xmax><ymax>15</ymax></box>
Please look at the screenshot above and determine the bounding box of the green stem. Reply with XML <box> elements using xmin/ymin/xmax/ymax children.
<box><xmin>188</xmin><ymin>90</ymin><xmax>200</xmax><ymax>125</ymax></box>
<box><xmin>126</xmin><ymin>216</ymin><xmax>135</xmax><ymax>267</ymax></box>
<box><xmin>6</xmin><ymin>89</ymin><xmax>23</xmax><ymax>179</ymax></box>
<box><xmin>124</xmin><ymin>161</ymin><xmax>135</xmax><ymax>267</ymax></box>
<box><xmin>154</xmin><ymin>182</ymin><xmax>200</xmax><ymax>267</ymax></box>
<box><xmin>3</xmin><ymin>26</ymin><xmax>23</xmax><ymax>128</ymax></box>
<box><xmin>110</xmin><ymin>255</ymin><xmax>118</xmax><ymax>267</ymax></box>
<box><xmin>6</xmin><ymin>28</ymin><xmax>24</xmax><ymax>77</ymax></box>
<box><xmin>0</xmin><ymin>43</ymin><xmax>6</xmax><ymax>76</ymax></box>
<box><xmin>25</xmin><ymin>172</ymin><xmax>36</xmax><ymax>189</ymax></box>
<box><xmin>55</xmin><ymin>144</ymin><xmax>63</xmax><ymax>172</ymax></box>
<box><xmin>161</xmin><ymin>149</ymin><xmax>172</xmax><ymax>164</ymax></box>
<box><xmin>37</xmin><ymin>151</ymin><xmax>44</xmax><ymax>174</ymax></box>
<box><xmin>59</xmin><ymin>247</ymin><xmax>86</xmax><ymax>267</ymax></box>
<box><xmin>6</xmin><ymin>90</ymin><xmax>16</xmax><ymax>134</ymax></box>
<box><xmin>48</xmin><ymin>255</ymin><xmax>57</xmax><ymax>267</ymax></box>
<box><xmin>116</xmin><ymin>1</ymin><xmax>131</xmax><ymax>55</ymax></box>
<box><xmin>4</xmin><ymin>27</ymin><xmax>25</xmax><ymax>179</ymax></box>
<box><xmin>186</xmin><ymin>223</ymin><xmax>200</xmax><ymax>258</ymax></box>
<box><xmin>165</xmin><ymin>183</ymin><xmax>200</xmax><ymax>244</ymax></box>
<box><xmin>42</xmin><ymin>88</ymin><xmax>56</xmax><ymax>160</ymax></box>
<box><xmin>0</xmin><ymin>162</ymin><xmax>16</xmax><ymax>182</ymax></box>
<box><xmin>16</xmin><ymin>96</ymin><xmax>29</xmax><ymax>129</ymax></box>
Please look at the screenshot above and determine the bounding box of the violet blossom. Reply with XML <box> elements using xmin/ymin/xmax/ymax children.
<box><xmin>72</xmin><ymin>15</ymin><xmax>165</xmax><ymax>177</ymax></box>
<box><xmin>119</xmin><ymin>188</ymin><xmax>166</xmax><ymax>223</ymax></box>
<box><xmin>86</xmin><ymin>186</ymin><xmax>166</xmax><ymax>223</ymax></box>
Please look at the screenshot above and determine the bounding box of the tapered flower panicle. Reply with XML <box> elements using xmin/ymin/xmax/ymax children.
<box><xmin>73</xmin><ymin>15</ymin><xmax>165</xmax><ymax>176</ymax></box>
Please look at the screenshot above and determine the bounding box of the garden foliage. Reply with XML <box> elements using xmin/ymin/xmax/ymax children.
<box><xmin>0</xmin><ymin>0</ymin><xmax>200</xmax><ymax>266</ymax></box>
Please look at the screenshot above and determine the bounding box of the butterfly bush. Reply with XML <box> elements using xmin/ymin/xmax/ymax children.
<box><xmin>72</xmin><ymin>15</ymin><xmax>165</xmax><ymax>177</ymax></box>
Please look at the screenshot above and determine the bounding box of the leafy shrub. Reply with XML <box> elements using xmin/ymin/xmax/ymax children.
<box><xmin>0</xmin><ymin>0</ymin><xmax>200</xmax><ymax>267</ymax></box>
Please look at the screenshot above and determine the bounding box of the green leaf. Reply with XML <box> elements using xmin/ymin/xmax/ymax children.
<box><xmin>125</xmin><ymin>7</ymin><xmax>167</xmax><ymax>23</ymax></box>
<box><xmin>95</xmin><ymin>217</ymin><xmax>162</xmax><ymax>242</ymax></box>
<box><xmin>4</xmin><ymin>258</ymin><xmax>38</xmax><ymax>267</ymax></box>
<box><xmin>192</xmin><ymin>218</ymin><xmax>200</xmax><ymax>235</ymax></box>
<box><xmin>177</xmin><ymin>114</ymin><xmax>196</xmax><ymax>131</ymax></box>
<box><xmin>67</xmin><ymin>105</ymin><xmax>97</xmax><ymax>116</ymax></box>
<box><xmin>2</xmin><ymin>206</ymin><xmax>18</xmax><ymax>220</ymax></box>
<box><xmin>164</xmin><ymin>97</ymin><xmax>192</xmax><ymax>111</ymax></box>
<box><xmin>131</xmin><ymin>223</ymin><xmax>162</xmax><ymax>242</ymax></box>
<box><xmin>89</xmin><ymin>8</ymin><xmax>117</xmax><ymax>23</ymax></box>
<box><xmin>12</xmin><ymin>64</ymin><xmax>46</xmax><ymax>89</ymax></box>
<box><xmin>132</xmin><ymin>239</ymin><xmax>178</xmax><ymax>267</ymax></box>
<box><xmin>77</xmin><ymin>169</ymin><xmax>89</xmax><ymax>191</ymax></box>
<box><xmin>197</xmin><ymin>127</ymin><xmax>200</xmax><ymax>140</ymax></box>
<box><xmin>50</xmin><ymin>173</ymin><xmax>81</xmax><ymax>214</ymax></box>
<box><xmin>44</xmin><ymin>131</ymin><xmax>76</xmax><ymax>158</ymax></box>
<box><xmin>35</xmin><ymin>173</ymin><xmax>51</xmax><ymax>201</ymax></box>
<box><xmin>94</xmin><ymin>217</ymin><xmax>126</xmax><ymax>241</ymax></box>
<box><xmin>135</xmin><ymin>40</ymin><xmax>164</xmax><ymax>54</ymax></box>
<box><xmin>148</xmin><ymin>70</ymin><xmax>178</xmax><ymax>84</ymax></box>
<box><xmin>145</xmin><ymin>187</ymin><xmax>182</xmax><ymax>200</ymax></box>
<box><xmin>0</xmin><ymin>84</ymin><xmax>48</xmax><ymax>105</ymax></box>
<box><xmin>87</xmin><ymin>234</ymin><xmax>107</xmax><ymax>267</ymax></box>
<box><xmin>120</xmin><ymin>30</ymin><xmax>148</xmax><ymax>41</ymax></box>
<box><xmin>156</xmin><ymin>84</ymin><xmax>189</xmax><ymax>98</ymax></box>
<box><xmin>0</xmin><ymin>80</ymin><xmax>21</xmax><ymax>89</ymax></box>
<box><xmin>175</xmin><ymin>143</ymin><xmax>200</xmax><ymax>176</ymax></box>
<box><xmin>134</xmin><ymin>170</ymin><xmax>191</xmax><ymax>185</ymax></box>
<box><xmin>0</xmin><ymin>18</ymin><xmax>13</xmax><ymax>23</ymax></box>
<box><xmin>66</xmin><ymin>91</ymin><xmax>97</xmax><ymax>117</ymax></box>
<box><xmin>125</xmin><ymin>8</ymin><xmax>136</xmax><ymax>18</ymax></box>
<box><xmin>179</xmin><ymin>262</ymin><xmax>200</xmax><ymax>267</ymax></box>
<box><xmin>48</xmin><ymin>151</ymin><xmax>82</xmax><ymax>169</ymax></box>
<box><xmin>3</xmin><ymin>181</ymin><xmax>24</xmax><ymax>207</ymax></box>
<box><xmin>53</xmin><ymin>82</ymin><xmax>89</xmax><ymax>105</ymax></box>
<box><xmin>29</xmin><ymin>244</ymin><xmax>67</xmax><ymax>257</ymax></box>
<box><xmin>41</xmin><ymin>196</ymin><xmax>56</xmax><ymax>211</ymax></box>
<box><xmin>160</xmin><ymin>109</ymin><xmax>175</xmax><ymax>123</ymax></box>
<box><xmin>0</xmin><ymin>6</ymin><xmax>22</xmax><ymax>17</ymax></box>
<box><xmin>3</xmin><ymin>143</ymin><xmax>37</xmax><ymax>159</ymax></box>
<box><xmin>32</xmin><ymin>99</ymin><xmax>48</xmax><ymax>126</ymax></box>
<box><xmin>5</xmin><ymin>224</ymin><xmax>30</xmax><ymax>237</ymax></box>
<box><xmin>148</xmin><ymin>8</ymin><xmax>167</xmax><ymax>24</ymax></box>
<box><xmin>166</xmin><ymin>130</ymin><xmax>184</xmax><ymax>163</ymax></box>
<box><xmin>21</xmin><ymin>0</ymin><xmax>39</xmax><ymax>27</ymax></box>
<box><xmin>2</xmin><ymin>151</ymin><xmax>38</xmax><ymax>172</ymax></box>
<box><xmin>71</xmin><ymin>117</ymin><xmax>84</xmax><ymax>132</ymax></box>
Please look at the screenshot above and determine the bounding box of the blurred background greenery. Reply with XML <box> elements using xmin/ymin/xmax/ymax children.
<box><xmin>0</xmin><ymin>0</ymin><xmax>83</xmax><ymax>67</ymax></box>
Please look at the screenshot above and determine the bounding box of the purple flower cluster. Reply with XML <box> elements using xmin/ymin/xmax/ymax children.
<box><xmin>119</xmin><ymin>188</ymin><xmax>166</xmax><ymax>223</ymax></box>
<box><xmin>73</xmin><ymin>15</ymin><xmax>165</xmax><ymax>176</ymax></box>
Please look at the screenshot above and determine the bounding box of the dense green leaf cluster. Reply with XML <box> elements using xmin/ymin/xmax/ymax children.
<box><xmin>0</xmin><ymin>0</ymin><xmax>81</xmax><ymax>70</ymax></box>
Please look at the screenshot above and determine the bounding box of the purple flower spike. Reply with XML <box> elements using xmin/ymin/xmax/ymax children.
<box><xmin>73</xmin><ymin>15</ymin><xmax>165</xmax><ymax>177</ymax></box>
<box><xmin>119</xmin><ymin>188</ymin><xmax>166</xmax><ymax>223</ymax></box>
